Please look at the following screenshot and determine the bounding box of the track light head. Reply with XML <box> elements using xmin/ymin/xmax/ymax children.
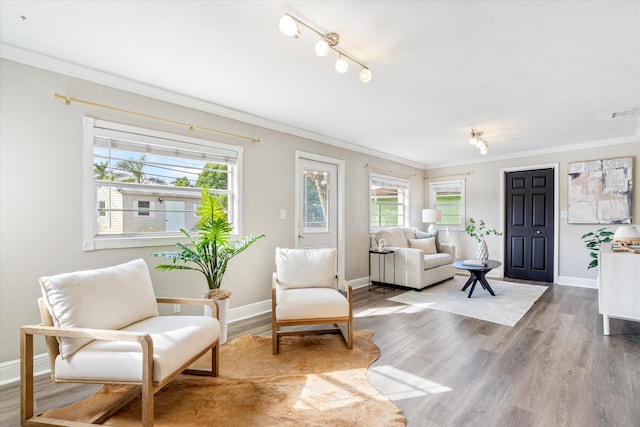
<box><xmin>279</xmin><ymin>15</ymin><xmax>299</xmax><ymax>38</ymax></box>
<box><xmin>335</xmin><ymin>56</ymin><xmax>349</xmax><ymax>73</ymax></box>
<box><xmin>359</xmin><ymin>68</ymin><xmax>372</xmax><ymax>82</ymax></box>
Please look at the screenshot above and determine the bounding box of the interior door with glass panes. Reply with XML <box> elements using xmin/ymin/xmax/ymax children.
<box><xmin>296</xmin><ymin>158</ymin><xmax>338</xmax><ymax>251</ymax></box>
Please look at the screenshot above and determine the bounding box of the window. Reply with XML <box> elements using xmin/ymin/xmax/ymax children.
<box><xmin>370</xmin><ymin>173</ymin><xmax>409</xmax><ymax>230</ymax></box>
<box><xmin>429</xmin><ymin>179</ymin><xmax>465</xmax><ymax>230</ymax></box>
<box><xmin>83</xmin><ymin>117</ymin><xmax>243</xmax><ymax>250</ymax></box>
<box><xmin>97</xmin><ymin>201</ymin><xmax>107</xmax><ymax>217</ymax></box>
<box><xmin>133</xmin><ymin>201</ymin><xmax>154</xmax><ymax>217</ymax></box>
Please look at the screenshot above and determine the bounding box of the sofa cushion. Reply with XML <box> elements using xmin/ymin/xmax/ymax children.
<box><xmin>375</xmin><ymin>228</ymin><xmax>409</xmax><ymax>248</ymax></box>
<box><xmin>409</xmin><ymin>237</ymin><xmax>437</xmax><ymax>254</ymax></box>
<box><xmin>275</xmin><ymin>247</ymin><xmax>337</xmax><ymax>289</ymax></box>
<box><xmin>424</xmin><ymin>253</ymin><xmax>453</xmax><ymax>269</ymax></box>
<box><xmin>54</xmin><ymin>315</ymin><xmax>219</xmax><ymax>382</ymax></box>
<box><xmin>416</xmin><ymin>230</ymin><xmax>442</xmax><ymax>252</ymax></box>
<box><xmin>39</xmin><ymin>258</ymin><xmax>159</xmax><ymax>359</ymax></box>
<box><xmin>401</xmin><ymin>227</ymin><xmax>419</xmax><ymax>241</ymax></box>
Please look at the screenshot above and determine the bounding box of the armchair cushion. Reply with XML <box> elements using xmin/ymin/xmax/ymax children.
<box><xmin>276</xmin><ymin>288</ymin><xmax>350</xmax><ymax>321</ymax></box>
<box><xmin>409</xmin><ymin>237</ymin><xmax>437</xmax><ymax>254</ymax></box>
<box><xmin>275</xmin><ymin>247</ymin><xmax>337</xmax><ymax>289</ymax></box>
<box><xmin>39</xmin><ymin>258</ymin><xmax>159</xmax><ymax>359</ymax></box>
<box><xmin>54</xmin><ymin>315</ymin><xmax>219</xmax><ymax>383</ymax></box>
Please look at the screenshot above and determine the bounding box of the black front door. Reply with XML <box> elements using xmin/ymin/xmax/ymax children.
<box><xmin>505</xmin><ymin>168</ymin><xmax>554</xmax><ymax>282</ymax></box>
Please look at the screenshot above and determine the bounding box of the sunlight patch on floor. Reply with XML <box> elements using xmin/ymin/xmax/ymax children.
<box><xmin>354</xmin><ymin>304</ymin><xmax>430</xmax><ymax>317</ymax></box>
<box><xmin>292</xmin><ymin>368</ymin><xmax>381</xmax><ymax>411</ymax></box>
<box><xmin>368</xmin><ymin>365</ymin><xmax>452</xmax><ymax>399</ymax></box>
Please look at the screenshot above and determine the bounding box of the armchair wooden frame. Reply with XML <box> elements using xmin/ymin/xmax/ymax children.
<box><xmin>272</xmin><ymin>273</ymin><xmax>353</xmax><ymax>355</ymax></box>
<box><xmin>21</xmin><ymin>297</ymin><xmax>219</xmax><ymax>427</ymax></box>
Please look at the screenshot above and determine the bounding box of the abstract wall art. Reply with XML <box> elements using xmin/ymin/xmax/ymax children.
<box><xmin>567</xmin><ymin>157</ymin><xmax>633</xmax><ymax>224</ymax></box>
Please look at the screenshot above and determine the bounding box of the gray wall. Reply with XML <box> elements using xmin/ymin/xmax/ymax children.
<box><xmin>1</xmin><ymin>58</ymin><xmax>637</xmax><ymax>365</ymax></box>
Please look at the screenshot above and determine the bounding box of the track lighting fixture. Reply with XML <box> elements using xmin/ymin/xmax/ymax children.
<box><xmin>470</xmin><ymin>129</ymin><xmax>489</xmax><ymax>155</ymax></box>
<box><xmin>279</xmin><ymin>13</ymin><xmax>372</xmax><ymax>83</ymax></box>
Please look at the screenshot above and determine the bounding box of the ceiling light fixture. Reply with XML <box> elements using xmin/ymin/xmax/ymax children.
<box><xmin>279</xmin><ymin>13</ymin><xmax>372</xmax><ymax>83</ymax></box>
<box><xmin>470</xmin><ymin>129</ymin><xmax>489</xmax><ymax>155</ymax></box>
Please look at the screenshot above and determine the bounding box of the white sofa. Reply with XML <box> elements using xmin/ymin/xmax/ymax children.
<box><xmin>370</xmin><ymin>227</ymin><xmax>456</xmax><ymax>290</ymax></box>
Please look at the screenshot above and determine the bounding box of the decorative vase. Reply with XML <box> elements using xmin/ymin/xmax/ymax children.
<box><xmin>203</xmin><ymin>289</ymin><xmax>232</xmax><ymax>344</ymax></box>
<box><xmin>476</xmin><ymin>239</ymin><xmax>489</xmax><ymax>262</ymax></box>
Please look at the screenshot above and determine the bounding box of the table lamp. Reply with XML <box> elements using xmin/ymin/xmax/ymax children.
<box><xmin>422</xmin><ymin>209</ymin><xmax>442</xmax><ymax>234</ymax></box>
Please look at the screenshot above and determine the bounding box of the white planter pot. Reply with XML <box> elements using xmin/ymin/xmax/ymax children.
<box><xmin>203</xmin><ymin>289</ymin><xmax>231</xmax><ymax>344</ymax></box>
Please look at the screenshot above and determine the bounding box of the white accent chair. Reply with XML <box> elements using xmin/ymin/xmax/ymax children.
<box><xmin>272</xmin><ymin>247</ymin><xmax>353</xmax><ymax>355</ymax></box>
<box><xmin>21</xmin><ymin>258</ymin><xmax>220</xmax><ymax>427</ymax></box>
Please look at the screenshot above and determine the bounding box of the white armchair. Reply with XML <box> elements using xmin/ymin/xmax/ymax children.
<box><xmin>272</xmin><ymin>248</ymin><xmax>353</xmax><ymax>355</ymax></box>
<box><xmin>21</xmin><ymin>259</ymin><xmax>220</xmax><ymax>426</ymax></box>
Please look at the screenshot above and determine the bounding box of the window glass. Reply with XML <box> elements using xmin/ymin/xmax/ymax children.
<box><xmin>370</xmin><ymin>173</ymin><xmax>409</xmax><ymax>230</ymax></box>
<box><xmin>84</xmin><ymin>117</ymin><xmax>243</xmax><ymax>250</ymax></box>
<box><xmin>303</xmin><ymin>169</ymin><xmax>329</xmax><ymax>232</ymax></box>
<box><xmin>429</xmin><ymin>179</ymin><xmax>465</xmax><ymax>230</ymax></box>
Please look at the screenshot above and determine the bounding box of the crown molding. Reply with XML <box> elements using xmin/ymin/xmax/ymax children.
<box><xmin>0</xmin><ymin>43</ymin><xmax>425</xmax><ymax>170</ymax></box>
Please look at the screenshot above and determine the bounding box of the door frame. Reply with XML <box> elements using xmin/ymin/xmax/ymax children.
<box><xmin>499</xmin><ymin>163</ymin><xmax>559</xmax><ymax>283</ymax></box>
<box><xmin>295</xmin><ymin>150</ymin><xmax>346</xmax><ymax>277</ymax></box>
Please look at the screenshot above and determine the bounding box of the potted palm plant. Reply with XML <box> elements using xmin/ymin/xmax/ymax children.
<box><xmin>152</xmin><ymin>187</ymin><xmax>265</xmax><ymax>343</ymax></box>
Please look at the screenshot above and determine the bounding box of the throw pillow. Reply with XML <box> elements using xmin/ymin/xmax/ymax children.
<box><xmin>409</xmin><ymin>237</ymin><xmax>437</xmax><ymax>254</ymax></box>
<box><xmin>415</xmin><ymin>230</ymin><xmax>442</xmax><ymax>252</ymax></box>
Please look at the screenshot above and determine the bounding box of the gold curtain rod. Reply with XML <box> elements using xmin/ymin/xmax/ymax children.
<box><xmin>365</xmin><ymin>163</ymin><xmax>416</xmax><ymax>177</ymax></box>
<box><xmin>424</xmin><ymin>172</ymin><xmax>472</xmax><ymax>180</ymax></box>
<box><xmin>53</xmin><ymin>93</ymin><xmax>260</xmax><ymax>143</ymax></box>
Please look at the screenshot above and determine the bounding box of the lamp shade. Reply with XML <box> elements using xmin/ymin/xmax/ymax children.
<box><xmin>422</xmin><ymin>209</ymin><xmax>442</xmax><ymax>224</ymax></box>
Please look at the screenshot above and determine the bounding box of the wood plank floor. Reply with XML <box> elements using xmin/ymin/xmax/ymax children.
<box><xmin>2</xmin><ymin>279</ymin><xmax>639</xmax><ymax>426</ymax></box>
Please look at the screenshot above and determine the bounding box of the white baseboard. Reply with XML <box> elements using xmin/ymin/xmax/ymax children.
<box><xmin>227</xmin><ymin>298</ymin><xmax>271</xmax><ymax>323</ymax></box>
<box><xmin>556</xmin><ymin>275</ymin><xmax>597</xmax><ymax>289</ymax></box>
<box><xmin>350</xmin><ymin>276</ymin><xmax>371</xmax><ymax>290</ymax></box>
<box><xmin>0</xmin><ymin>353</ymin><xmax>49</xmax><ymax>386</ymax></box>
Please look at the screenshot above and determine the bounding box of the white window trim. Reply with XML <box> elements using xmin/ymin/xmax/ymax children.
<box><xmin>369</xmin><ymin>172</ymin><xmax>410</xmax><ymax>232</ymax></box>
<box><xmin>429</xmin><ymin>179</ymin><xmax>466</xmax><ymax>231</ymax></box>
<box><xmin>83</xmin><ymin>117</ymin><xmax>244</xmax><ymax>251</ymax></box>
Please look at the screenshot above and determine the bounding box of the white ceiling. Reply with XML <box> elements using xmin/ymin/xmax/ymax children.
<box><xmin>1</xmin><ymin>0</ymin><xmax>639</xmax><ymax>167</ymax></box>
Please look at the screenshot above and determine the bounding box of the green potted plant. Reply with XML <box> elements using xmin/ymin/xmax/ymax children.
<box><xmin>580</xmin><ymin>227</ymin><xmax>614</xmax><ymax>269</ymax></box>
<box><xmin>465</xmin><ymin>218</ymin><xmax>502</xmax><ymax>261</ymax></box>
<box><xmin>152</xmin><ymin>187</ymin><xmax>265</xmax><ymax>343</ymax></box>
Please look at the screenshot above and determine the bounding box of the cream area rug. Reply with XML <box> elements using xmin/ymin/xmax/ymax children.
<box><xmin>42</xmin><ymin>330</ymin><xmax>405</xmax><ymax>426</ymax></box>
<box><xmin>388</xmin><ymin>276</ymin><xmax>548</xmax><ymax>326</ymax></box>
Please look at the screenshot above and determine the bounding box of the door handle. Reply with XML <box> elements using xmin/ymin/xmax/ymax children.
<box><xmin>536</xmin><ymin>230</ymin><xmax>542</xmax><ymax>234</ymax></box>
<box><xmin>298</xmin><ymin>235</ymin><xmax>305</xmax><ymax>239</ymax></box>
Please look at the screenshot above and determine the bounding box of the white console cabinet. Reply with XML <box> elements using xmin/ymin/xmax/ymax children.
<box><xmin>598</xmin><ymin>244</ymin><xmax>640</xmax><ymax>335</ymax></box>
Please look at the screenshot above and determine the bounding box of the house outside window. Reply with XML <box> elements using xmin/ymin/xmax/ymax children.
<box><xmin>370</xmin><ymin>173</ymin><xmax>409</xmax><ymax>230</ymax></box>
<box><xmin>84</xmin><ymin>117</ymin><xmax>243</xmax><ymax>250</ymax></box>
<box><xmin>429</xmin><ymin>179</ymin><xmax>465</xmax><ymax>230</ymax></box>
